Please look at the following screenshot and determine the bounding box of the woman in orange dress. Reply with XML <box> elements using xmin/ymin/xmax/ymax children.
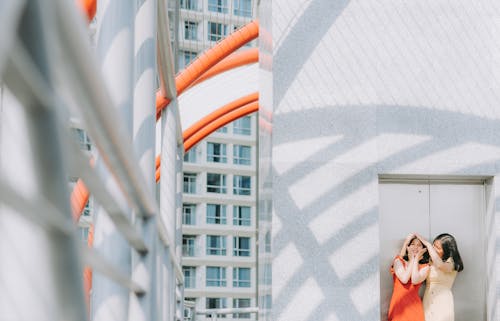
<box><xmin>388</xmin><ymin>233</ymin><xmax>430</xmax><ymax>321</ymax></box>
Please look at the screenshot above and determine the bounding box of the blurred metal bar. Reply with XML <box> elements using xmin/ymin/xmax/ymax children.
<box><xmin>65</xmin><ymin>137</ymin><xmax>148</xmax><ymax>253</ymax></box>
<box><xmin>81</xmin><ymin>246</ymin><xmax>146</xmax><ymax>294</ymax></box>
<box><xmin>130</xmin><ymin>0</ymin><xmax>158</xmax><ymax>320</ymax></box>
<box><xmin>54</xmin><ymin>0</ymin><xmax>158</xmax><ymax>219</ymax></box>
<box><xmin>157</xmin><ymin>0</ymin><xmax>176</xmax><ymax>100</ymax></box>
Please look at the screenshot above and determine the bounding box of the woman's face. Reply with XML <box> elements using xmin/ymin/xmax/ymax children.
<box><xmin>407</xmin><ymin>238</ymin><xmax>424</xmax><ymax>256</ymax></box>
<box><xmin>433</xmin><ymin>240</ymin><xmax>444</xmax><ymax>258</ymax></box>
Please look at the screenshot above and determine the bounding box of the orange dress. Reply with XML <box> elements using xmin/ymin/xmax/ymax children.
<box><xmin>388</xmin><ymin>256</ymin><xmax>428</xmax><ymax>321</ymax></box>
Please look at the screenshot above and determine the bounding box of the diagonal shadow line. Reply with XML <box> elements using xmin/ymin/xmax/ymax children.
<box><xmin>274</xmin><ymin>0</ymin><xmax>352</xmax><ymax>108</ymax></box>
<box><xmin>272</xmin><ymin>105</ymin><xmax>500</xmax><ymax>146</ymax></box>
<box><xmin>269</xmin><ymin>104</ymin><xmax>500</xmax><ymax>319</ymax></box>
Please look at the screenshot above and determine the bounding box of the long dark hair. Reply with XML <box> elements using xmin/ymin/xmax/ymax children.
<box><xmin>403</xmin><ymin>236</ymin><xmax>429</xmax><ymax>264</ymax></box>
<box><xmin>434</xmin><ymin>233</ymin><xmax>464</xmax><ymax>272</ymax></box>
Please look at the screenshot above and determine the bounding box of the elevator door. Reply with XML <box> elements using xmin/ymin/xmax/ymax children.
<box><xmin>379</xmin><ymin>181</ymin><xmax>485</xmax><ymax>321</ymax></box>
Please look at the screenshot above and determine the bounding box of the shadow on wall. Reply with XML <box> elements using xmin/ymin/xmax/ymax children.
<box><xmin>271</xmin><ymin>105</ymin><xmax>500</xmax><ymax>321</ymax></box>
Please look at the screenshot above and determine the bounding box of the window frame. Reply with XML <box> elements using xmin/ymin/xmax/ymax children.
<box><xmin>183</xmin><ymin>266</ymin><xmax>196</xmax><ymax>288</ymax></box>
<box><xmin>233</xmin><ymin>205</ymin><xmax>251</xmax><ymax>226</ymax></box>
<box><xmin>182</xmin><ymin>235</ymin><xmax>196</xmax><ymax>257</ymax></box>
<box><xmin>206</xmin><ymin>235</ymin><xmax>227</xmax><ymax>256</ymax></box>
<box><xmin>206</xmin><ymin>173</ymin><xmax>227</xmax><ymax>194</ymax></box>
<box><xmin>233</xmin><ymin>175</ymin><xmax>251</xmax><ymax>196</ymax></box>
<box><xmin>183</xmin><ymin>172</ymin><xmax>197</xmax><ymax>194</ymax></box>
<box><xmin>233</xmin><ymin>144</ymin><xmax>251</xmax><ymax>165</ymax></box>
<box><xmin>232</xmin><ymin>267</ymin><xmax>251</xmax><ymax>288</ymax></box>
<box><xmin>182</xmin><ymin>204</ymin><xmax>196</xmax><ymax>225</ymax></box>
<box><xmin>207</xmin><ymin>203</ymin><xmax>227</xmax><ymax>225</ymax></box>
<box><xmin>206</xmin><ymin>266</ymin><xmax>227</xmax><ymax>287</ymax></box>
<box><xmin>207</xmin><ymin>21</ymin><xmax>228</xmax><ymax>41</ymax></box>
<box><xmin>233</xmin><ymin>236</ymin><xmax>251</xmax><ymax>257</ymax></box>
<box><xmin>207</xmin><ymin>0</ymin><xmax>228</xmax><ymax>13</ymax></box>
<box><xmin>207</xmin><ymin>142</ymin><xmax>227</xmax><ymax>163</ymax></box>
<box><xmin>233</xmin><ymin>116</ymin><xmax>251</xmax><ymax>135</ymax></box>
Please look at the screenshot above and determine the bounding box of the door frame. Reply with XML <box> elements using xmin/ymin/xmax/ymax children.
<box><xmin>377</xmin><ymin>174</ymin><xmax>495</xmax><ymax>321</ymax></box>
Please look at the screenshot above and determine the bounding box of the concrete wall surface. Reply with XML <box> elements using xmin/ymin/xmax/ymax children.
<box><xmin>266</xmin><ymin>1</ymin><xmax>500</xmax><ymax>320</ymax></box>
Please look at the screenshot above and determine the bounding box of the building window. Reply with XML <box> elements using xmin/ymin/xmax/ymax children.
<box><xmin>233</xmin><ymin>0</ymin><xmax>252</xmax><ymax>17</ymax></box>
<box><xmin>207</xmin><ymin>235</ymin><xmax>226</xmax><ymax>255</ymax></box>
<box><xmin>183</xmin><ymin>266</ymin><xmax>196</xmax><ymax>288</ymax></box>
<box><xmin>208</xmin><ymin>21</ymin><xmax>228</xmax><ymax>41</ymax></box>
<box><xmin>79</xmin><ymin>227</ymin><xmax>89</xmax><ymax>243</ymax></box>
<box><xmin>179</xmin><ymin>50</ymin><xmax>197</xmax><ymax>69</ymax></box>
<box><xmin>233</xmin><ymin>236</ymin><xmax>250</xmax><ymax>257</ymax></box>
<box><xmin>83</xmin><ymin>199</ymin><xmax>91</xmax><ymax>216</ymax></box>
<box><xmin>233</xmin><ymin>267</ymin><xmax>251</xmax><ymax>288</ymax></box>
<box><xmin>184</xmin><ymin>21</ymin><xmax>198</xmax><ymax>40</ymax></box>
<box><xmin>183</xmin><ymin>204</ymin><xmax>196</xmax><ymax>225</ymax></box>
<box><xmin>233</xmin><ymin>175</ymin><xmax>251</xmax><ymax>196</ymax></box>
<box><xmin>206</xmin><ymin>298</ymin><xmax>227</xmax><ymax>318</ymax></box>
<box><xmin>184</xmin><ymin>298</ymin><xmax>196</xmax><ymax>320</ymax></box>
<box><xmin>72</xmin><ymin>128</ymin><xmax>92</xmax><ymax>151</ymax></box>
<box><xmin>233</xmin><ymin>205</ymin><xmax>251</xmax><ymax>226</ymax></box>
<box><xmin>216</xmin><ymin>126</ymin><xmax>228</xmax><ymax>133</ymax></box>
<box><xmin>180</xmin><ymin>0</ymin><xmax>197</xmax><ymax>10</ymax></box>
<box><xmin>206</xmin><ymin>266</ymin><xmax>227</xmax><ymax>287</ymax></box>
<box><xmin>233</xmin><ymin>145</ymin><xmax>251</xmax><ymax>165</ymax></box>
<box><xmin>233</xmin><ymin>116</ymin><xmax>251</xmax><ymax>135</ymax></box>
<box><xmin>183</xmin><ymin>173</ymin><xmax>197</xmax><ymax>194</ymax></box>
<box><xmin>207</xmin><ymin>204</ymin><xmax>227</xmax><ymax>224</ymax></box>
<box><xmin>208</xmin><ymin>0</ymin><xmax>228</xmax><ymax>13</ymax></box>
<box><xmin>184</xmin><ymin>147</ymin><xmax>197</xmax><ymax>163</ymax></box>
<box><xmin>207</xmin><ymin>173</ymin><xmax>226</xmax><ymax>193</ymax></box>
<box><xmin>207</xmin><ymin>142</ymin><xmax>227</xmax><ymax>163</ymax></box>
<box><xmin>233</xmin><ymin>298</ymin><xmax>251</xmax><ymax>318</ymax></box>
<box><xmin>183</xmin><ymin>235</ymin><xmax>196</xmax><ymax>256</ymax></box>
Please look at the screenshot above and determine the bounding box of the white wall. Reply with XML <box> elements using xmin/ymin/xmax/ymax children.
<box><xmin>266</xmin><ymin>0</ymin><xmax>500</xmax><ymax>320</ymax></box>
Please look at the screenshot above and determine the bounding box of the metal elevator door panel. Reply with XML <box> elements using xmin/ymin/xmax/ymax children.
<box><xmin>429</xmin><ymin>183</ymin><xmax>485</xmax><ymax>321</ymax></box>
<box><xmin>378</xmin><ymin>183</ymin><xmax>430</xmax><ymax>321</ymax></box>
<box><xmin>378</xmin><ymin>181</ymin><xmax>486</xmax><ymax>321</ymax></box>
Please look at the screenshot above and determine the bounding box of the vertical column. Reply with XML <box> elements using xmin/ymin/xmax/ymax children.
<box><xmin>160</xmin><ymin>99</ymin><xmax>181</xmax><ymax>321</ymax></box>
<box><xmin>92</xmin><ymin>1</ymin><xmax>134</xmax><ymax>321</ymax></box>
<box><xmin>0</xmin><ymin>2</ymin><xmax>87</xmax><ymax>321</ymax></box>
<box><xmin>129</xmin><ymin>0</ymin><xmax>157</xmax><ymax>320</ymax></box>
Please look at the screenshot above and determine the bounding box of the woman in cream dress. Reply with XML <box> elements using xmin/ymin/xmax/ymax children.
<box><xmin>416</xmin><ymin>233</ymin><xmax>464</xmax><ymax>321</ymax></box>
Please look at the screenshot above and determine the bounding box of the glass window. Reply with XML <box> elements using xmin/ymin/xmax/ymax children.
<box><xmin>183</xmin><ymin>204</ymin><xmax>196</xmax><ymax>225</ymax></box>
<box><xmin>208</xmin><ymin>0</ymin><xmax>228</xmax><ymax>13</ymax></box>
<box><xmin>207</xmin><ymin>21</ymin><xmax>228</xmax><ymax>41</ymax></box>
<box><xmin>180</xmin><ymin>0</ymin><xmax>197</xmax><ymax>10</ymax></box>
<box><xmin>233</xmin><ymin>205</ymin><xmax>251</xmax><ymax>226</ymax></box>
<box><xmin>207</xmin><ymin>173</ymin><xmax>226</xmax><ymax>193</ymax></box>
<box><xmin>206</xmin><ymin>266</ymin><xmax>226</xmax><ymax>287</ymax></box>
<box><xmin>232</xmin><ymin>267</ymin><xmax>251</xmax><ymax>288</ymax></box>
<box><xmin>233</xmin><ymin>0</ymin><xmax>252</xmax><ymax>17</ymax></box>
<box><xmin>79</xmin><ymin>227</ymin><xmax>89</xmax><ymax>243</ymax></box>
<box><xmin>179</xmin><ymin>50</ymin><xmax>197</xmax><ymax>69</ymax></box>
<box><xmin>183</xmin><ymin>173</ymin><xmax>197</xmax><ymax>194</ymax></box>
<box><xmin>83</xmin><ymin>199</ymin><xmax>91</xmax><ymax>216</ymax></box>
<box><xmin>184</xmin><ymin>298</ymin><xmax>196</xmax><ymax>320</ymax></box>
<box><xmin>207</xmin><ymin>204</ymin><xmax>227</xmax><ymax>224</ymax></box>
<box><xmin>207</xmin><ymin>142</ymin><xmax>227</xmax><ymax>163</ymax></box>
<box><xmin>183</xmin><ymin>235</ymin><xmax>196</xmax><ymax>256</ymax></box>
<box><xmin>184</xmin><ymin>21</ymin><xmax>198</xmax><ymax>40</ymax></box>
<box><xmin>207</xmin><ymin>235</ymin><xmax>226</xmax><ymax>255</ymax></box>
<box><xmin>233</xmin><ymin>175</ymin><xmax>251</xmax><ymax>196</ymax></box>
<box><xmin>216</xmin><ymin>126</ymin><xmax>228</xmax><ymax>133</ymax></box>
<box><xmin>183</xmin><ymin>266</ymin><xmax>196</xmax><ymax>288</ymax></box>
<box><xmin>233</xmin><ymin>236</ymin><xmax>250</xmax><ymax>257</ymax></box>
<box><xmin>233</xmin><ymin>298</ymin><xmax>251</xmax><ymax>318</ymax></box>
<box><xmin>72</xmin><ymin>128</ymin><xmax>92</xmax><ymax>151</ymax></box>
<box><xmin>183</xmin><ymin>147</ymin><xmax>197</xmax><ymax>163</ymax></box>
<box><xmin>233</xmin><ymin>116</ymin><xmax>251</xmax><ymax>135</ymax></box>
<box><xmin>233</xmin><ymin>145</ymin><xmax>251</xmax><ymax>165</ymax></box>
<box><xmin>206</xmin><ymin>298</ymin><xmax>227</xmax><ymax>318</ymax></box>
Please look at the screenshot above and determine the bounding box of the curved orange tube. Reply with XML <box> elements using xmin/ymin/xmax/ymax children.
<box><xmin>190</xmin><ymin>48</ymin><xmax>258</xmax><ymax>88</ymax></box>
<box><xmin>184</xmin><ymin>102</ymin><xmax>259</xmax><ymax>153</ymax></box>
<box><xmin>83</xmin><ymin>225</ymin><xmax>93</xmax><ymax>311</ymax></box>
<box><xmin>156</xmin><ymin>20</ymin><xmax>259</xmax><ymax>118</ymax></box>
<box><xmin>155</xmin><ymin>93</ymin><xmax>258</xmax><ymax>182</ymax></box>
<box><xmin>71</xmin><ymin>179</ymin><xmax>90</xmax><ymax>222</ymax></box>
<box><xmin>183</xmin><ymin>92</ymin><xmax>258</xmax><ymax>141</ymax></box>
<box><xmin>77</xmin><ymin>0</ymin><xmax>97</xmax><ymax>22</ymax></box>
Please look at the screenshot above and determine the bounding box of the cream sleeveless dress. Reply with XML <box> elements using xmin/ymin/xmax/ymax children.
<box><xmin>423</xmin><ymin>261</ymin><xmax>457</xmax><ymax>321</ymax></box>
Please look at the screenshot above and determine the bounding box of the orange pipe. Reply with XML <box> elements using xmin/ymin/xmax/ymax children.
<box><xmin>183</xmin><ymin>92</ymin><xmax>258</xmax><ymax>141</ymax></box>
<box><xmin>155</xmin><ymin>94</ymin><xmax>258</xmax><ymax>182</ymax></box>
<box><xmin>83</xmin><ymin>225</ymin><xmax>93</xmax><ymax>311</ymax></box>
<box><xmin>77</xmin><ymin>0</ymin><xmax>97</xmax><ymax>22</ymax></box>
<box><xmin>71</xmin><ymin>179</ymin><xmax>90</xmax><ymax>222</ymax></box>
<box><xmin>190</xmin><ymin>48</ymin><xmax>258</xmax><ymax>88</ymax></box>
<box><xmin>156</xmin><ymin>20</ymin><xmax>259</xmax><ymax>118</ymax></box>
<box><xmin>183</xmin><ymin>102</ymin><xmax>259</xmax><ymax>153</ymax></box>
